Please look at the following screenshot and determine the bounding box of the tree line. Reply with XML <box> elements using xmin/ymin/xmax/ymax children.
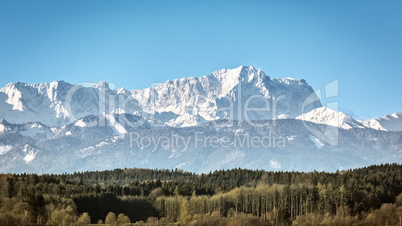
<box><xmin>0</xmin><ymin>163</ymin><xmax>401</xmax><ymax>225</ymax></box>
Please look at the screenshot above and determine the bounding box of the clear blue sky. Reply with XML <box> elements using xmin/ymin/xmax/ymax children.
<box><xmin>0</xmin><ymin>0</ymin><xmax>401</xmax><ymax>119</ymax></box>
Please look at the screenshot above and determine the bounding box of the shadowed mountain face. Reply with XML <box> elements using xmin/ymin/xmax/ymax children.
<box><xmin>0</xmin><ymin>66</ymin><xmax>401</xmax><ymax>173</ymax></box>
<box><xmin>0</xmin><ymin>118</ymin><xmax>401</xmax><ymax>174</ymax></box>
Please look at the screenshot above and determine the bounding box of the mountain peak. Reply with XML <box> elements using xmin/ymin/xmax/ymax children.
<box><xmin>2</xmin><ymin>81</ymin><xmax>27</xmax><ymax>90</ymax></box>
<box><xmin>387</xmin><ymin>112</ymin><xmax>402</xmax><ymax>119</ymax></box>
<box><xmin>91</xmin><ymin>81</ymin><xmax>110</xmax><ymax>89</ymax></box>
<box><xmin>364</xmin><ymin>112</ymin><xmax>402</xmax><ymax>131</ymax></box>
<box><xmin>49</xmin><ymin>80</ymin><xmax>70</xmax><ymax>88</ymax></box>
<box><xmin>297</xmin><ymin>106</ymin><xmax>365</xmax><ymax>130</ymax></box>
<box><xmin>2</xmin><ymin>81</ymin><xmax>72</xmax><ymax>91</ymax></box>
<box><xmin>211</xmin><ymin>65</ymin><xmax>267</xmax><ymax>82</ymax></box>
<box><xmin>238</xmin><ymin>65</ymin><xmax>257</xmax><ymax>73</ymax></box>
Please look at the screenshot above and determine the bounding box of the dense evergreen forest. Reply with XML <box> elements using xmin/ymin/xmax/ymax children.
<box><xmin>0</xmin><ymin>164</ymin><xmax>401</xmax><ymax>225</ymax></box>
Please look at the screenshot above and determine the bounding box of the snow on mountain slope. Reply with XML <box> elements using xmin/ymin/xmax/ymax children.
<box><xmin>166</xmin><ymin>113</ymin><xmax>206</xmax><ymax>127</ymax></box>
<box><xmin>54</xmin><ymin>113</ymin><xmax>148</xmax><ymax>140</ymax></box>
<box><xmin>0</xmin><ymin>123</ymin><xmax>6</xmax><ymax>134</ymax></box>
<box><xmin>0</xmin><ymin>81</ymin><xmax>74</xmax><ymax>126</ymax></box>
<box><xmin>0</xmin><ymin>145</ymin><xmax>12</xmax><ymax>155</ymax></box>
<box><xmin>297</xmin><ymin>107</ymin><xmax>365</xmax><ymax>130</ymax></box>
<box><xmin>364</xmin><ymin>112</ymin><xmax>402</xmax><ymax>131</ymax></box>
<box><xmin>0</xmin><ymin>119</ymin><xmax>55</xmax><ymax>140</ymax></box>
<box><xmin>131</xmin><ymin>66</ymin><xmax>321</xmax><ymax>126</ymax></box>
<box><xmin>22</xmin><ymin>144</ymin><xmax>38</xmax><ymax>164</ymax></box>
<box><xmin>0</xmin><ymin>81</ymin><xmax>75</xmax><ymax>126</ymax></box>
<box><xmin>19</xmin><ymin>122</ymin><xmax>55</xmax><ymax>140</ymax></box>
<box><xmin>0</xmin><ymin>81</ymin><xmax>142</xmax><ymax>127</ymax></box>
<box><xmin>0</xmin><ymin>66</ymin><xmax>321</xmax><ymax>128</ymax></box>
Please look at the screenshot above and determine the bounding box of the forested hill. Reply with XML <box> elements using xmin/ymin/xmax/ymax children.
<box><xmin>59</xmin><ymin>163</ymin><xmax>400</xmax><ymax>187</ymax></box>
<box><xmin>0</xmin><ymin>164</ymin><xmax>401</xmax><ymax>225</ymax></box>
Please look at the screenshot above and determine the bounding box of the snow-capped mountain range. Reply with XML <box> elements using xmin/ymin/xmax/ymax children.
<box><xmin>0</xmin><ymin>66</ymin><xmax>323</xmax><ymax>127</ymax></box>
<box><xmin>0</xmin><ymin>66</ymin><xmax>401</xmax><ymax>173</ymax></box>
<box><xmin>363</xmin><ymin>113</ymin><xmax>402</xmax><ymax>131</ymax></box>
